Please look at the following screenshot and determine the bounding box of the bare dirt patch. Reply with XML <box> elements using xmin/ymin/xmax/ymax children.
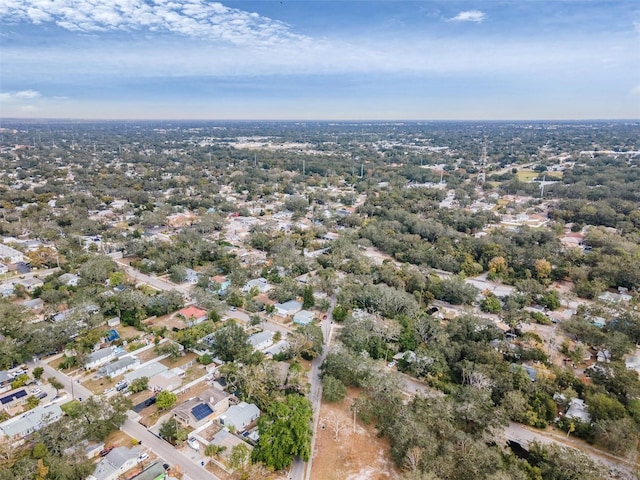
<box><xmin>311</xmin><ymin>389</ymin><xmax>401</xmax><ymax>480</ymax></box>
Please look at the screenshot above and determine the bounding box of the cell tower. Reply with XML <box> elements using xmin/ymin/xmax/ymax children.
<box><xmin>477</xmin><ymin>138</ymin><xmax>487</xmax><ymax>185</ymax></box>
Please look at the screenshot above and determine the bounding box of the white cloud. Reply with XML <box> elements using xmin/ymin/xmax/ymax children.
<box><xmin>0</xmin><ymin>0</ymin><xmax>307</xmax><ymax>46</ymax></box>
<box><xmin>0</xmin><ymin>89</ymin><xmax>41</xmax><ymax>101</ymax></box>
<box><xmin>449</xmin><ymin>10</ymin><xmax>486</xmax><ymax>23</ymax></box>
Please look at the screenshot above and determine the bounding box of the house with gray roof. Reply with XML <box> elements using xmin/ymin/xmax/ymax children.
<box><xmin>124</xmin><ymin>362</ymin><xmax>167</xmax><ymax>384</ymax></box>
<box><xmin>87</xmin><ymin>446</ymin><xmax>140</xmax><ymax>480</ymax></box>
<box><xmin>242</xmin><ymin>277</ymin><xmax>271</xmax><ymax>293</ymax></box>
<box><xmin>0</xmin><ymin>403</ymin><xmax>63</xmax><ymax>439</ymax></box>
<box><xmin>219</xmin><ymin>401</ymin><xmax>260</xmax><ymax>432</ymax></box>
<box><xmin>248</xmin><ymin>331</ymin><xmax>274</xmax><ymax>351</ymax></box>
<box><xmin>99</xmin><ymin>356</ymin><xmax>140</xmax><ymax>378</ymax></box>
<box><xmin>274</xmin><ymin>300</ymin><xmax>302</xmax><ymax>317</ymax></box>
<box><xmin>85</xmin><ymin>346</ymin><xmax>121</xmax><ymax>370</ymax></box>
<box><xmin>293</xmin><ymin>309</ymin><xmax>315</xmax><ymax>325</ymax></box>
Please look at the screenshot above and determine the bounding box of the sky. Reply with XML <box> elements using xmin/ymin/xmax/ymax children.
<box><xmin>0</xmin><ymin>0</ymin><xmax>639</xmax><ymax>120</ymax></box>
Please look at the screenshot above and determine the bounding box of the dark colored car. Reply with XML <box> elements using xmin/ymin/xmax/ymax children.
<box><xmin>99</xmin><ymin>446</ymin><xmax>114</xmax><ymax>457</ymax></box>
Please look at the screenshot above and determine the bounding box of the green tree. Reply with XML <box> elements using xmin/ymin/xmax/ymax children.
<box><xmin>48</xmin><ymin>377</ymin><xmax>64</xmax><ymax>396</ymax></box>
<box><xmin>332</xmin><ymin>304</ymin><xmax>348</xmax><ymax>322</ymax></box>
<box><xmin>10</xmin><ymin>374</ymin><xmax>29</xmax><ymax>390</ymax></box>
<box><xmin>228</xmin><ymin>443</ymin><xmax>251</xmax><ymax>470</ymax></box>
<box><xmin>24</xmin><ymin>395</ymin><xmax>40</xmax><ymax>411</ymax></box>
<box><xmin>253</xmin><ymin>395</ymin><xmax>313</xmax><ymax>470</ymax></box>
<box><xmin>322</xmin><ymin>375</ymin><xmax>347</xmax><ymax>403</ymax></box>
<box><xmin>156</xmin><ymin>390</ymin><xmax>177</xmax><ymax>410</ymax></box>
<box><xmin>302</xmin><ymin>285</ymin><xmax>315</xmax><ymax>309</ymax></box>
<box><xmin>128</xmin><ymin>377</ymin><xmax>149</xmax><ymax>393</ymax></box>
<box><xmin>159</xmin><ymin>418</ymin><xmax>188</xmax><ymax>445</ymax></box>
<box><xmin>480</xmin><ymin>294</ymin><xmax>501</xmax><ymax>313</ymax></box>
<box><xmin>32</xmin><ymin>366</ymin><xmax>44</xmax><ymax>381</ymax></box>
<box><xmin>213</xmin><ymin>323</ymin><xmax>251</xmax><ymax>362</ymax></box>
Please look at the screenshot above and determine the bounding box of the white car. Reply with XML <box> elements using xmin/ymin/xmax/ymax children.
<box><xmin>138</xmin><ymin>452</ymin><xmax>149</xmax><ymax>462</ymax></box>
<box><xmin>187</xmin><ymin>437</ymin><xmax>200</xmax><ymax>450</ymax></box>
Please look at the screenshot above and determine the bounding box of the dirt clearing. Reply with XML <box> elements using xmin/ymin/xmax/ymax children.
<box><xmin>311</xmin><ymin>388</ymin><xmax>400</xmax><ymax>480</ymax></box>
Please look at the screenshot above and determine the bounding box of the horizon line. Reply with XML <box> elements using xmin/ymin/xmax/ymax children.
<box><xmin>1</xmin><ymin>117</ymin><xmax>639</xmax><ymax>123</ymax></box>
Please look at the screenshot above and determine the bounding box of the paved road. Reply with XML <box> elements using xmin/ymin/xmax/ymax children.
<box><xmin>115</xmin><ymin>259</ymin><xmax>189</xmax><ymax>295</ymax></box>
<box><xmin>505</xmin><ymin>422</ymin><xmax>637</xmax><ymax>478</ymax></box>
<box><xmin>121</xmin><ymin>416</ymin><xmax>219</xmax><ymax>480</ymax></box>
<box><xmin>292</xmin><ymin>295</ymin><xmax>336</xmax><ymax>480</ymax></box>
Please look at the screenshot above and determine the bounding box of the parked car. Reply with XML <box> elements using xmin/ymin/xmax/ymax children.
<box><xmin>138</xmin><ymin>452</ymin><xmax>149</xmax><ymax>462</ymax></box>
<box><xmin>99</xmin><ymin>446</ymin><xmax>114</xmax><ymax>457</ymax></box>
<box><xmin>187</xmin><ymin>437</ymin><xmax>199</xmax><ymax>450</ymax></box>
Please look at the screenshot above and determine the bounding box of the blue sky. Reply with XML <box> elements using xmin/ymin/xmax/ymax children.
<box><xmin>0</xmin><ymin>0</ymin><xmax>639</xmax><ymax>120</ymax></box>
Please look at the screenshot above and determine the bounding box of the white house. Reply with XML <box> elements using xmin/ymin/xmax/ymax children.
<box><xmin>87</xmin><ymin>446</ymin><xmax>140</xmax><ymax>480</ymax></box>
<box><xmin>248</xmin><ymin>331</ymin><xmax>274</xmax><ymax>351</ymax></box>
<box><xmin>274</xmin><ymin>300</ymin><xmax>303</xmax><ymax>317</ymax></box>
<box><xmin>242</xmin><ymin>278</ymin><xmax>272</xmax><ymax>293</ymax></box>
<box><xmin>58</xmin><ymin>273</ymin><xmax>80</xmax><ymax>287</ymax></box>
<box><xmin>219</xmin><ymin>401</ymin><xmax>260</xmax><ymax>432</ymax></box>
<box><xmin>293</xmin><ymin>310</ymin><xmax>315</xmax><ymax>325</ymax></box>
<box><xmin>0</xmin><ymin>244</ymin><xmax>24</xmax><ymax>264</ymax></box>
<box><xmin>0</xmin><ymin>403</ymin><xmax>63</xmax><ymax>439</ymax></box>
<box><xmin>99</xmin><ymin>356</ymin><xmax>140</xmax><ymax>378</ymax></box>
<box><xmin>566</xmin><ymin>398</ymin><xmax>591</xmax><ymax>423</ymax></box>
<box><xmin>85</xmin><ymin>346</ymin><xmax>120</xmax><ymax>370</ymax></box>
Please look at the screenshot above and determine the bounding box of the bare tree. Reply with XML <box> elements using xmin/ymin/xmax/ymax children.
<box><xmin>403</xmin><ymin>446</ymin><xmax>423</xmax><ymax>472</ymax></box>
<box><xmin>322</xmin><ymin>413</ymin><xmax>348</xmax><ymax>441</ymax></box>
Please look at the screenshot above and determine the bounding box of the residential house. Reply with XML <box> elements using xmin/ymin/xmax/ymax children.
<box><xmin>0</xmin><ymin>389</ymin><xmax>28</xmax><ymax>408</ymax></box>
<box><xmin>0</xmin><ymin>263</ymin><xmax>7</xmax><ymax>275</ymax></box>
<box><xmin>242</xmin><ymin>277</ymin><xmax>271</xmax><ymax>294</ymax></box>
<box><xmin>0</xmin><ymin>403</ymin><xmax>63</xmax><ymax>439</ymax></box>
<box><xmin>0</xmin><ymin>244</ymin><xmax>24</xmax><ymax>264</ymax></box>
<box><xmin>210</xmin><ymin>275</ymin><xmax>231</xmax><ymax>293</ymax></box>
<box><xmin>176</xmin><ymin>306</ymin><xmax>208</xmax><ymax>327</ymax></box>
<box><xmin>263</xmin><ymin>340</ymin><xmax>290</xmax><ymax>357</ymax></box>
<box><xmin>85</xmin><ymin>346</ymin><xmax>121</xmax><ymax>370</ymax></box>
<box><xmin>21</xmin><ymin>298</ymin><xmax>44</xmax><ymax>312</ymax></box>
<box><xmin>219</xmin><ymin>401</ymin><xmax>260</xmax><ymax>432</ymax></box>
<box><xmin>87</xmin><ymin>446</ymin><xmax>140</xmax><ymax>480</ymax></box>
<box><xmin>203</xmin><ymin>387</ymin><xmax>233</xmax><ymax>417</ymax></box>
<box><xmin>124</xmin><ymin>362</ymin><xmax>167</xmax><ymax>384</ymax></box>
<box><xmin>598</xmin><ymin>290</ymin><xmax>633</xmax><ymax>304</ymax></box>
<box><xmin>248</xmin><ymin>331</ymin><xmax>274</xmax><ymax>351</ymax></box>
<box><xmin>625</xmin><ymin>354</ymin><xmax>640</xmax><ymax>375</ymax></box>
<box><xmin>14</xmin><ymin>277</ymin><xmax>43</xmax><ymax>292</ymax></box>
<box><xmin>174</xmin><ymin>398</ymin><xmax>216</xmax><ymax>429</ymax></box>
<box><xmin>293</xmin><ymin>310</ymin><xmax>315</xmax><ymax>326</ymax></box>
<box><xmin>148</xmin><ymin>370</ymin><xmax>182</xmax><ymax>392</ymax></box>
<box><xmin>58</xmin><ymin>273</ymin><xmax>80</xmax><ymax>287</ymax></box>
<box><xmin>99</xmin><ymin>356</ymin><xmax>140</xmax><ymax>378</ymax></box>
<box><xmin>274</xmin><ymin>300</ymin><xmax>303</xmax><ymax>317</ymax></box>
<box><xmin>566</xmin><ymin>398</ymin><xmax>591</xmax><ymax>423</ymax></box>
<box><xmin>0</xmin><ymin>370</ymin><xmax>12</xmax><ymax>390</ymax></box>
<box><xmin>129</xmin><ymin>462</ymin><xmax>167</xmax><ymax>480</ymax></box>
<box><xmin>184</xmin><ymin>268</ymin><xmax>199</xmax><ymax>284</ymax></box>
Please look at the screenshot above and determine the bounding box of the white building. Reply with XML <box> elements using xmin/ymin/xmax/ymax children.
<box><xmin>0</xmin><ymin>244</ymin><xmax>24</xmax><ymax>264</ymax></box>
<box><xmin>248</xmin><ymin>331</ymin><xmax>274</xmax><ymax>351</ymax></box>
<box><xmin>0</xmin><ymin>403</ymin><xmax>63</xmax><ymax>439</ymax></box>
<box><xmin>219</xmin><ymin>402</ymin><xmax>260</xmax><ymax>432</ymax></box>
<box><xmin>274</xmin><ymin>300</ymin><xmax>303</xmax><ymax>317</ymax></box>
<box><xmin>88</xmin><ymin>446</ymin><xmax>140</xmax><ymax>480</ymax></box>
